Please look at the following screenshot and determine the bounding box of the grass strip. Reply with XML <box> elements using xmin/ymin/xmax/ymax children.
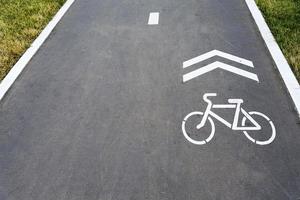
<box><xmin>0</xmin><ymin>0</ymin><xmax>66</xmax><ymax>80</ymax></box>
<box><xmin>256</xmin><ymin>0</ymin><xmax>300</xmax><ymax>82</ymax></box>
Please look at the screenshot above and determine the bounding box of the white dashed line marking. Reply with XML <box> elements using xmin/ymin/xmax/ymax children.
<box><xmin>148</xmin><ymin>12</ymin><xmax>159</xmax><ymax>25</ymax></box>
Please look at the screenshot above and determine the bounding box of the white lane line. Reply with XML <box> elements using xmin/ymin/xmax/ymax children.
<box><xmin>0</xmin><ymin>0</ymin><xmax>75</xmax><ymax>101</ymax></box>
<box><xmin>148</xmin><ymin>12</ymin><xmax>159</xmax><ymax>25</ymax></box>
<box><xmin>245</xmin><ymin>0</ymin><xmax>300</xmax><ymax>119</ymax></box>
<box><xmin>183</xmin><ymin>50</ymin><xmax>254</xmax><ymax>69</ymax></box>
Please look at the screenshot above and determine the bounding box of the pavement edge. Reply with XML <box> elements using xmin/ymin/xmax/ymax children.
<box><xmin>245</xmin><ymin>0</ymin><xmax>300</xmax><ymax>119</ymax></box>
<box><xmin>0</xmin><ymin>0</ymin><xmax>75</xmax><ymax>101</ymax></box>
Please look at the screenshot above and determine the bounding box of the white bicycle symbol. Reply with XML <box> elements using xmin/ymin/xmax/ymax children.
<box><xmin>182</xmin><ymin>93</ymin><xmax>276</xmax><ymax>145</ymax></box>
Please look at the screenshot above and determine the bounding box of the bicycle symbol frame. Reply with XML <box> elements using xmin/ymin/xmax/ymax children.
<box><xmin>182</xmin><ymin>93</ymin><xmax>276</xmax><ymax>145</ymax></box>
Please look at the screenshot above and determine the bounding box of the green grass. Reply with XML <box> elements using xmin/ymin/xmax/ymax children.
<box><xmin>256</xmin><ymin>0</ymin><xmax>300</xmax><ymax>82</ymax></box>
<box><xmin>0</xmin><ymin>0</ymin><xmax>66</xmax><ymax>80</ymax></box>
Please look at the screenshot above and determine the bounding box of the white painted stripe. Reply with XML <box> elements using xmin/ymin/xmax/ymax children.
<box><xmin>183</xmin><ymin>62</ymin><xmax>219</xmax><ymax>82</ymax></box>
<box><xmin>148</xmin><ymin>12</ymin><xmax>159</xmax><ymax>25</ymax></box>
<box><xmin>183</xmin><ymin>61</ymin><xmax>259</xmax><ymax>82</ymax></box>
<box><xmin>0</xmin><ymin>0</ymin><xmax>75</xmax><ymax>101</ymax></box>
<box><xmin>218</xmin><ymin>62</ymin><xmax>259</xmax><ymax>82</ymax></box>
<box><xmin>183</xmin><ymin>50</ymin><xmax>254</xmax><ymax>69</ymax></box>
<box><xmin>245</xmin><ymin>0</ymin><xmax>300</xmax><ymax>118</ymax></box>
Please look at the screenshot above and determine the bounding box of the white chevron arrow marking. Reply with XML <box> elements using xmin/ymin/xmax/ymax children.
<box><xmin>183</xmin><ymin>61</ymin><xmax>259</xmax><ymax>82</ymax></box>
<box><xmin>183</xmin><ymin>50</ymin><xmax>254</xmax><ymax>69</ymax></box>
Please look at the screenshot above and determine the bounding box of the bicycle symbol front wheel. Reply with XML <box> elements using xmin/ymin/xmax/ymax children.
<box><xmin>182</xmin><ymin>111</ymin><xmax>215</xmax><ymax>145</ymax></box>
<box><xmin>242</xmin><ymin>111</ymin><xmax>276</xmax><ymax>145</ymax></box>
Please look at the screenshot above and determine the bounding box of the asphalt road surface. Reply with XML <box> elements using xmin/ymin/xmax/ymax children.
<box><xmin>1</xmin><ymin>0</ymin><xmax>300</xmax><ymax>199</ymax></box>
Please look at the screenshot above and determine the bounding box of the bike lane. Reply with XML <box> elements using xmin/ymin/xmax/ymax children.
<box><xmin>174</xmin><ymin>0</ymin><xmax>300</xmax><ymax>198</ymax></box>
<box><xmin>0</xmin><ymin>0</ymin><xmax>300</xmax><ymax>199</ymax></box>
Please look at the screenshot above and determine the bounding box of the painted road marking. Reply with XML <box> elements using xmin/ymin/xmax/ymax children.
<box><xmin>182</xmin><ymin>93</ymin><xmax>276</xmax><ymax>145</ymax></box>
<box><xmin>182</xmin><ymin>50</ymin><xmax>259</xmax><ymax>82</ymax></box>
<box><xmin>183</xmin><ymin>61</ymin><xmax>259</xmax><ymax>82</ymax></box>
<box><xmin>148</xmin><ymin>12</ymin><xmax>159</xmax><ymax>25</ymax></box>
<box><xmin>183</xmin><ymin>50</ymin><xmax>254</xmax><ymax>69</ymax></box>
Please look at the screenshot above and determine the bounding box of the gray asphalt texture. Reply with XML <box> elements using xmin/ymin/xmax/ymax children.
<box><xmin>1</xmin><ymin>0</ymin><xmax>300</xmax><ymax>199</ymax></box>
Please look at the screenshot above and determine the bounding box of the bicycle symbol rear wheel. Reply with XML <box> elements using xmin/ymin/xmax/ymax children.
<box><xmin>182</xmin><ymin>111</ymin><xmax>215</xmax><ymax>145</ymax></box>
<box><xmin>242</xmin><ymin>111</ymin><xmax>276</xmax><ymax>145</ymax></box>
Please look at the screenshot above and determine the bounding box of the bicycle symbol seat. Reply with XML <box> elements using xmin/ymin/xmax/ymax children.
<box><xmin>182</xmin><ymin>93</ymin><xmax>276</xmax><ymax>145</ymax></box>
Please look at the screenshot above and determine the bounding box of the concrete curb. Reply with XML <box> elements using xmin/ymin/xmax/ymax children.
<box><xmin>245</xmin><ymin>0</ymin><xmax>300</xmax><ymax>119</ymax></box>
<box><xmin>0</xmin><ymin>0</ymin><xmax>75</xmax><ymax>101</ymax></box>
